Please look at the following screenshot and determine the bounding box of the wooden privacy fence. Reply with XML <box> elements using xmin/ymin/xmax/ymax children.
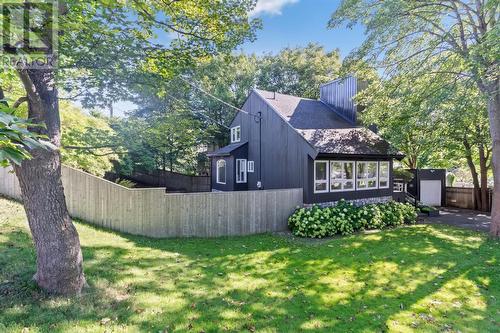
<box><xmin>446</xmin><ymin>187</ymin><xmax>493</xmax><ymax>211</ymax></box>
<box><xmin>0</xmin><ymin>166</ymin><xmax>302</xmax><ymax>238</ymax></box>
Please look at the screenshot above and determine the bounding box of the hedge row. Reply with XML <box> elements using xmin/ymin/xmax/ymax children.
<box><xmin>288</xmin><ymin>200</ymin><xmax>418</xmax><ymax>238</ymax></box>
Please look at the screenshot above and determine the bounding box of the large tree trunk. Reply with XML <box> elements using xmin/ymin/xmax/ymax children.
<box><xmin>463</xmin><ymin>136</ymin><xmax>482</xmax><ymax>210</ymax></box>
<box><xmin>486</xmin><ymin>81</ymin><xmax>500</xmax><ymax>237</ymax></box>
<box><xmin>478</xmin><ymin>142</ymin><xmax>489</xmax><ymax>212</ymax></box>
<box><xmin>14</xmin><ymin>149</ymin><xmax>85</xmax><ymax>295</ymax></box>
<box><xmin>15</xmin><ymin>68</ymin><xmax>85</xmax><ymax>294</ymax></box>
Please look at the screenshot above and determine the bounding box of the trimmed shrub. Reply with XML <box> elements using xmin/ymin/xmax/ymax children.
<box><xmin>288</xmin><ymin>200</ymin><xmax>418</xmax><ymax>238</ymax></box>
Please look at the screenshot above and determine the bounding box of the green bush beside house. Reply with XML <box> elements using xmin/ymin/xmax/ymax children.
<box><xmin>288</xmin><ymin>200</ymin><xmax>418</xmax><ymax>238</ymax></box>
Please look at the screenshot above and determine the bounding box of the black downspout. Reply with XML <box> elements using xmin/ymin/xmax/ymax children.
<box><xmin>415</xmin><ymin>169</ymin><xmax>420</xmax><ymax>208</ymax></box>
<box><xmin>258</xmin><ymin>111</ymin><xmax>262</xmax><ymax>189</ymax></box>
<box><xmin>209</xmin><ymin>158</ymin><xmax>212</xmax><ymax>192</ymax></box>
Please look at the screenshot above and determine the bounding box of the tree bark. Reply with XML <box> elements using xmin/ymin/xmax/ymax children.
<box><xmin>15</xmin><ymin>68</ymin><xmax>86</xmax><ymax>295</ymax></box>
<box><xmin>463</xmin><ymin>136</ymin><xmax>482</xmax><ymax>210</ymax></box>
<box><xmin>486</xmin><ymin>80</ymin><xmax>500</xmax><ymax>237</ymax></box>
<box><xmin>478</xmin><ymin>142</ymin><xmax>489</xmax><ymax>212</ymax></box>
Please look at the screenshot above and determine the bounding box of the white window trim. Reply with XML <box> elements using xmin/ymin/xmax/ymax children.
<box><xmin>247</xmin><ymin>160</ymin><xmax>255</xmax><ymax>173</ymax></box>
<box><xmin>216</xmin><ymin>159</ymin><xmax>226</xmax><ymax>185</ymax></box>
<box><xmin>330</xmin><ymin>161</ymin><xmax>355</xmax><ymax>192</ymax></box>
<box><xmin>230</xmin><ymin>126</ymin><xmax>241</xmax><ymax>143</ymax></box>
<box><xmin>314</xmin><ymin>159</ymin><xmax>390</xmax><ymax>194</ymax></box>
<box><xmin>356</xmin><ymin>161</ymin><xmax>378</xmax><ymax>191</ymax></box>
<box><xmin>378</xmin><ymin>161</ymin><xmax>390</xmax><ymax>189</ymax></box>
<box><xmin>314</xmin><ymin>160</ymin><xmax>329</xmax><ymax>193</ymax></box>
<box><xmin>236</xmin><ymin>159</ymin><xmax>247</xmax><ymax>183</ymax></box>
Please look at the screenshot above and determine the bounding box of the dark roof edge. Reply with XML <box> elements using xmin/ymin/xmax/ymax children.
<box><xmin>319</xmin><ymin>75</ymin><xmax>355</xmax><ymax>88</ymax></box>
<box><xmin>316</xmin><ymin>152</ymin><xmax>406</xmax><ymax>160</ymax></box>
<box><xmin>319</xmin><ymin>100</ymin><xmax>357</xmax><ymax>126</ymax></box>
<box><xmin>207</xmin><ymin>141</ymin><xmax>248</xmax><ymax>157</ymax></box>
<box><xmin>227</xmin><ymin>89</ymin><xmax>255</xmax><ymax>127</ymax></box>
<box><xmin>207</xmin><ymin>152</ymin><xmax>231</xmax><ymax>157</ymax></box>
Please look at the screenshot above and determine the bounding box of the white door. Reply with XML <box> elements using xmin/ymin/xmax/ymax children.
<box><xmin>420</xmin><ymin>180</ymin><xmax>442</xmax><ymax>206</ymax></box>
<box><xmin>235</xmin><ymin>159</ymin><xmax>247</xmax><ymax>183</ymax></box>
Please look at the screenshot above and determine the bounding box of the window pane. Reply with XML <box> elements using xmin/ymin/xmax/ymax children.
<box><xmin>344</xmin><ymin>162</ymin><xmax>354</xmax><ymax>180</ymax></box>
<box><xmin>236</xmin><ymin>160</ymin><xmax>246</xmax><ymax>182</ymax></box>
<box><xmin>331</xmin><ymin>181</ymin><xmax>342</xmax><ymax>191</ymax></box>
<box><xmin>315</xmin><ymin>162</ymin><xmax>327</xmax><ymax>180</ymax></box>
<box><xmin>357</xmin><ymin>180</ymin><xmax>367</xmax><ymax>189</ymax></box>
<box><xmin>330</xmin><ymin>162</ymin><xmax>342</xmax><ymax>180</ymax></box>
<box><xmin>380</xmin><ymin>180</ymin><xmax>388</xmax><ymax>188</ymax></box>
<box><xmin>231</xmin><ymin>127</ymin><xmax>240</xmax><ymax>142</ymax></box>
<box><xmin>217</xmin><ymin>160</ymin><xmax>226</xmax><ymax>183</ymax></box>
<box><xmin>368</xmin><ymin>180</ymin><xmax>377</xmax><ymax>188</ymax></box>
<box><xmin>357</xmin><ymin>162</ymin><xmax>365</xmax><ymax>178</ymax></box>
<box><xmin>344</xmin><ymin>181</ymin><xmax>354</xmax><ymax>190</ymax></box>
<box><xmin>367</xmin><ymin>162</ymin><xmax>377</xmax><ymax>178</ymax></box>
<box><xmin>315</xmin><ymin>182</ymin><xmax>327</xmax><ymax>191</ymax></box>
<box><xmin>380</xmin><ymin>162</ymin><xmax>389</xmax><ymax>178</ymax></box>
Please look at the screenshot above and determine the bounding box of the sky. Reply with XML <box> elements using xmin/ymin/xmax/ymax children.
<box><xmin>241</xmin><ymin>0</ymin><xmax>365</xmax><ymax>57</ymax></box>
<box><xmin>110</xmin><ymin>0</ymin><xmax>366</xmax><ymax>116</ymax></box>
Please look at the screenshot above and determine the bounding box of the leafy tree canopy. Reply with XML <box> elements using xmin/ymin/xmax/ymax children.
<box><xmin>0</xmin><ymin>106</ymin><xmax>48</xmax><ymax>167</ymax></box>
<box><xmin>60</xmin><ymin>103</ymin><xmax>119</xmax><ymax>177</ymax></box>
<box><xmin>59</xmin><ymin>0</ymin><xmax>262</xmax><ymax>109</ymax></box>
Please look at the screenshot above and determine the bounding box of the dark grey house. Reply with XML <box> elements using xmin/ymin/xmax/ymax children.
<box><xmin>208</xmin><ymin>76</ymin><xmax>404</xmax><ymax>204</ymax></box>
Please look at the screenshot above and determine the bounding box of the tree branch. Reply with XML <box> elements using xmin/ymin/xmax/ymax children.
<box><xmin>12</xmin><ymin>96</ymin><xmax>28</xmax><ymax>109</ymax></box>
<box><xmin>63</xmin><ymin>145</ymin><xmax>122</xmax><ymax>150</ymax></box>
<box><xmin>16</xmin><ymin>69</ymin><xmax>45</xmax><ymax>121</ymax></box>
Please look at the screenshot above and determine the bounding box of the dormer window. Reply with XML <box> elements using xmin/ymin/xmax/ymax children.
<box><xmin>231</xmin><ymin>126</ymin><xmax>241</xmax><ymax>143</ymax></box>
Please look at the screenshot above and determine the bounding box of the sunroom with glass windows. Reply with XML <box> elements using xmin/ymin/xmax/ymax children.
<box><xmin>307</xmin><ymin>156</ymin><xmax>394</xmax><ymax>204</ymax></box>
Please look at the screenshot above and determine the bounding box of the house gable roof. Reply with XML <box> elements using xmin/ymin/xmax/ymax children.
<box><xmin>254</xmin><ymin>89</ymin><xmax>403</xmax><ymax>158</ymax></box>
<box><xmin>298</xmin><ymin>128</ymin><xmax>402</xmax><ymax>157</ymax></box>
<box><xmin>254</xmin><ymin>89</ymin><xmax>353</xmax><ymax>129</ymax></box>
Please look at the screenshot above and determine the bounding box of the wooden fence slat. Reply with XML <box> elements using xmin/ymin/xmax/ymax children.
<box><xmin>0</xmin><ymin>165</ymin><xmax>302</xmax><ymax>238</ymax></box>
<box><xmin>445</xmin><ymin>186</ymin><xmax>493</xmax><ymax>211</ymax></box>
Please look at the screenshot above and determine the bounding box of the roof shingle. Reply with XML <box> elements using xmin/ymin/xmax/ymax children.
<box><xmin>298</xmin><ymin>128</ymin><xmax>402</xmax><ymax>156</ymax></box>
<box><xmin>255</xmin><ymin>89</ymin><xmax>403</xmax><ymax>157</ymax></box>
<box><xmin>255</xmin><ymin>89</ymin><xmax>352</xmax><ymax>129</ymax></box>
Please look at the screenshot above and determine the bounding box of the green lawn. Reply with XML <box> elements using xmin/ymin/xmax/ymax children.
<box><xmin>0</xmin><ymin>197</ymin><xmax>498</xmax><ymax>333</ymax></box>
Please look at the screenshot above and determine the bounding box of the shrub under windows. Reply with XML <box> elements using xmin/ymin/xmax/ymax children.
<box><xmin>288</xmin><ymin>200</ymin><xmax>418</xmax><ymax>238</ymax></box>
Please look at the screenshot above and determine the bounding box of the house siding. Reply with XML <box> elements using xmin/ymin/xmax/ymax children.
<box><xmin>320</xmin><ymin>76</ymin><xmax>359</xmax><ymax>123</ymax></box>
<box><xmin>210</xmin><ymin>142</ymin><xmax>249</xmax><ymax>192</ymax></box>
<box><xmin>304</xmin><ymin>156</ymin><xmax>394</xmax><ymax>204</ymax></box>
<box><xmin>211</xmin><ymin>156</ymin><xmax>234</xmax><ymax>191</ymax></box>
<box><xmin>230</xmin><ymin>91</ymin><xmax>314</xmax><ymax>192</ymax></box>
<box><xmin>215</xmin><ymin>89</ymin><xmax>398</xmax><ymax>205</ymax></box>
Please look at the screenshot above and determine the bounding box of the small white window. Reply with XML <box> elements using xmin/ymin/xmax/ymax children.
<box><xmin>231</xmin><ymin>126</ymin><xmax>241</xmax><ymax>143</ymax></box>
<box><xmin>247</xmin><ymin>161</ymin><xmax>255</xmax><ymax>173</ymax></box>
<box><xmin>379</xmin><ymin>161</ymin><xmax>390</xmax><ymax>189</ymax></box>
<box><xmin>314</xmin><ymin>160</ymin><xmax>329</xmax><ymax>193</ymax></box>
<box><xmin>236</xmin><ymin>159</ymin><xmax>247</xmax><ymax>183</ymax></box>
<box><xmin>356</xmin><ymin>161</ymin><xmax>378</xmax><ymax>190</ymax></box>
<box><xmin>216</xmin><ymin>160</ymin><xmax>226</xmax><ymax>184</ymax></box>
<box><xmin>330</xmin><ymin>161</ymin><xmax>355</xmax><ymax>192</ymax></box>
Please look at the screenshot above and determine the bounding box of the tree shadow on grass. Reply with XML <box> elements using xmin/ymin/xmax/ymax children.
<box><xmin>81</xmin><ymin>223</ymin><xmax>499</xmax><ymax>332</ymax></box>
<box><xmin>1</xmin><ymin>217</ymin><xmax>499</xmax><ymax>332</ymax></box>
<box><xmin>0</xmin><ymin>229</ymin><xmax>137</xmax><ymax>332</ymax></box>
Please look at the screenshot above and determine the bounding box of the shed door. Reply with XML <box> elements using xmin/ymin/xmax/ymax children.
<box><xmin>420</xmin><ymin>180</ymin><xmax>442</xmax><ymax>206</ymax></box>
